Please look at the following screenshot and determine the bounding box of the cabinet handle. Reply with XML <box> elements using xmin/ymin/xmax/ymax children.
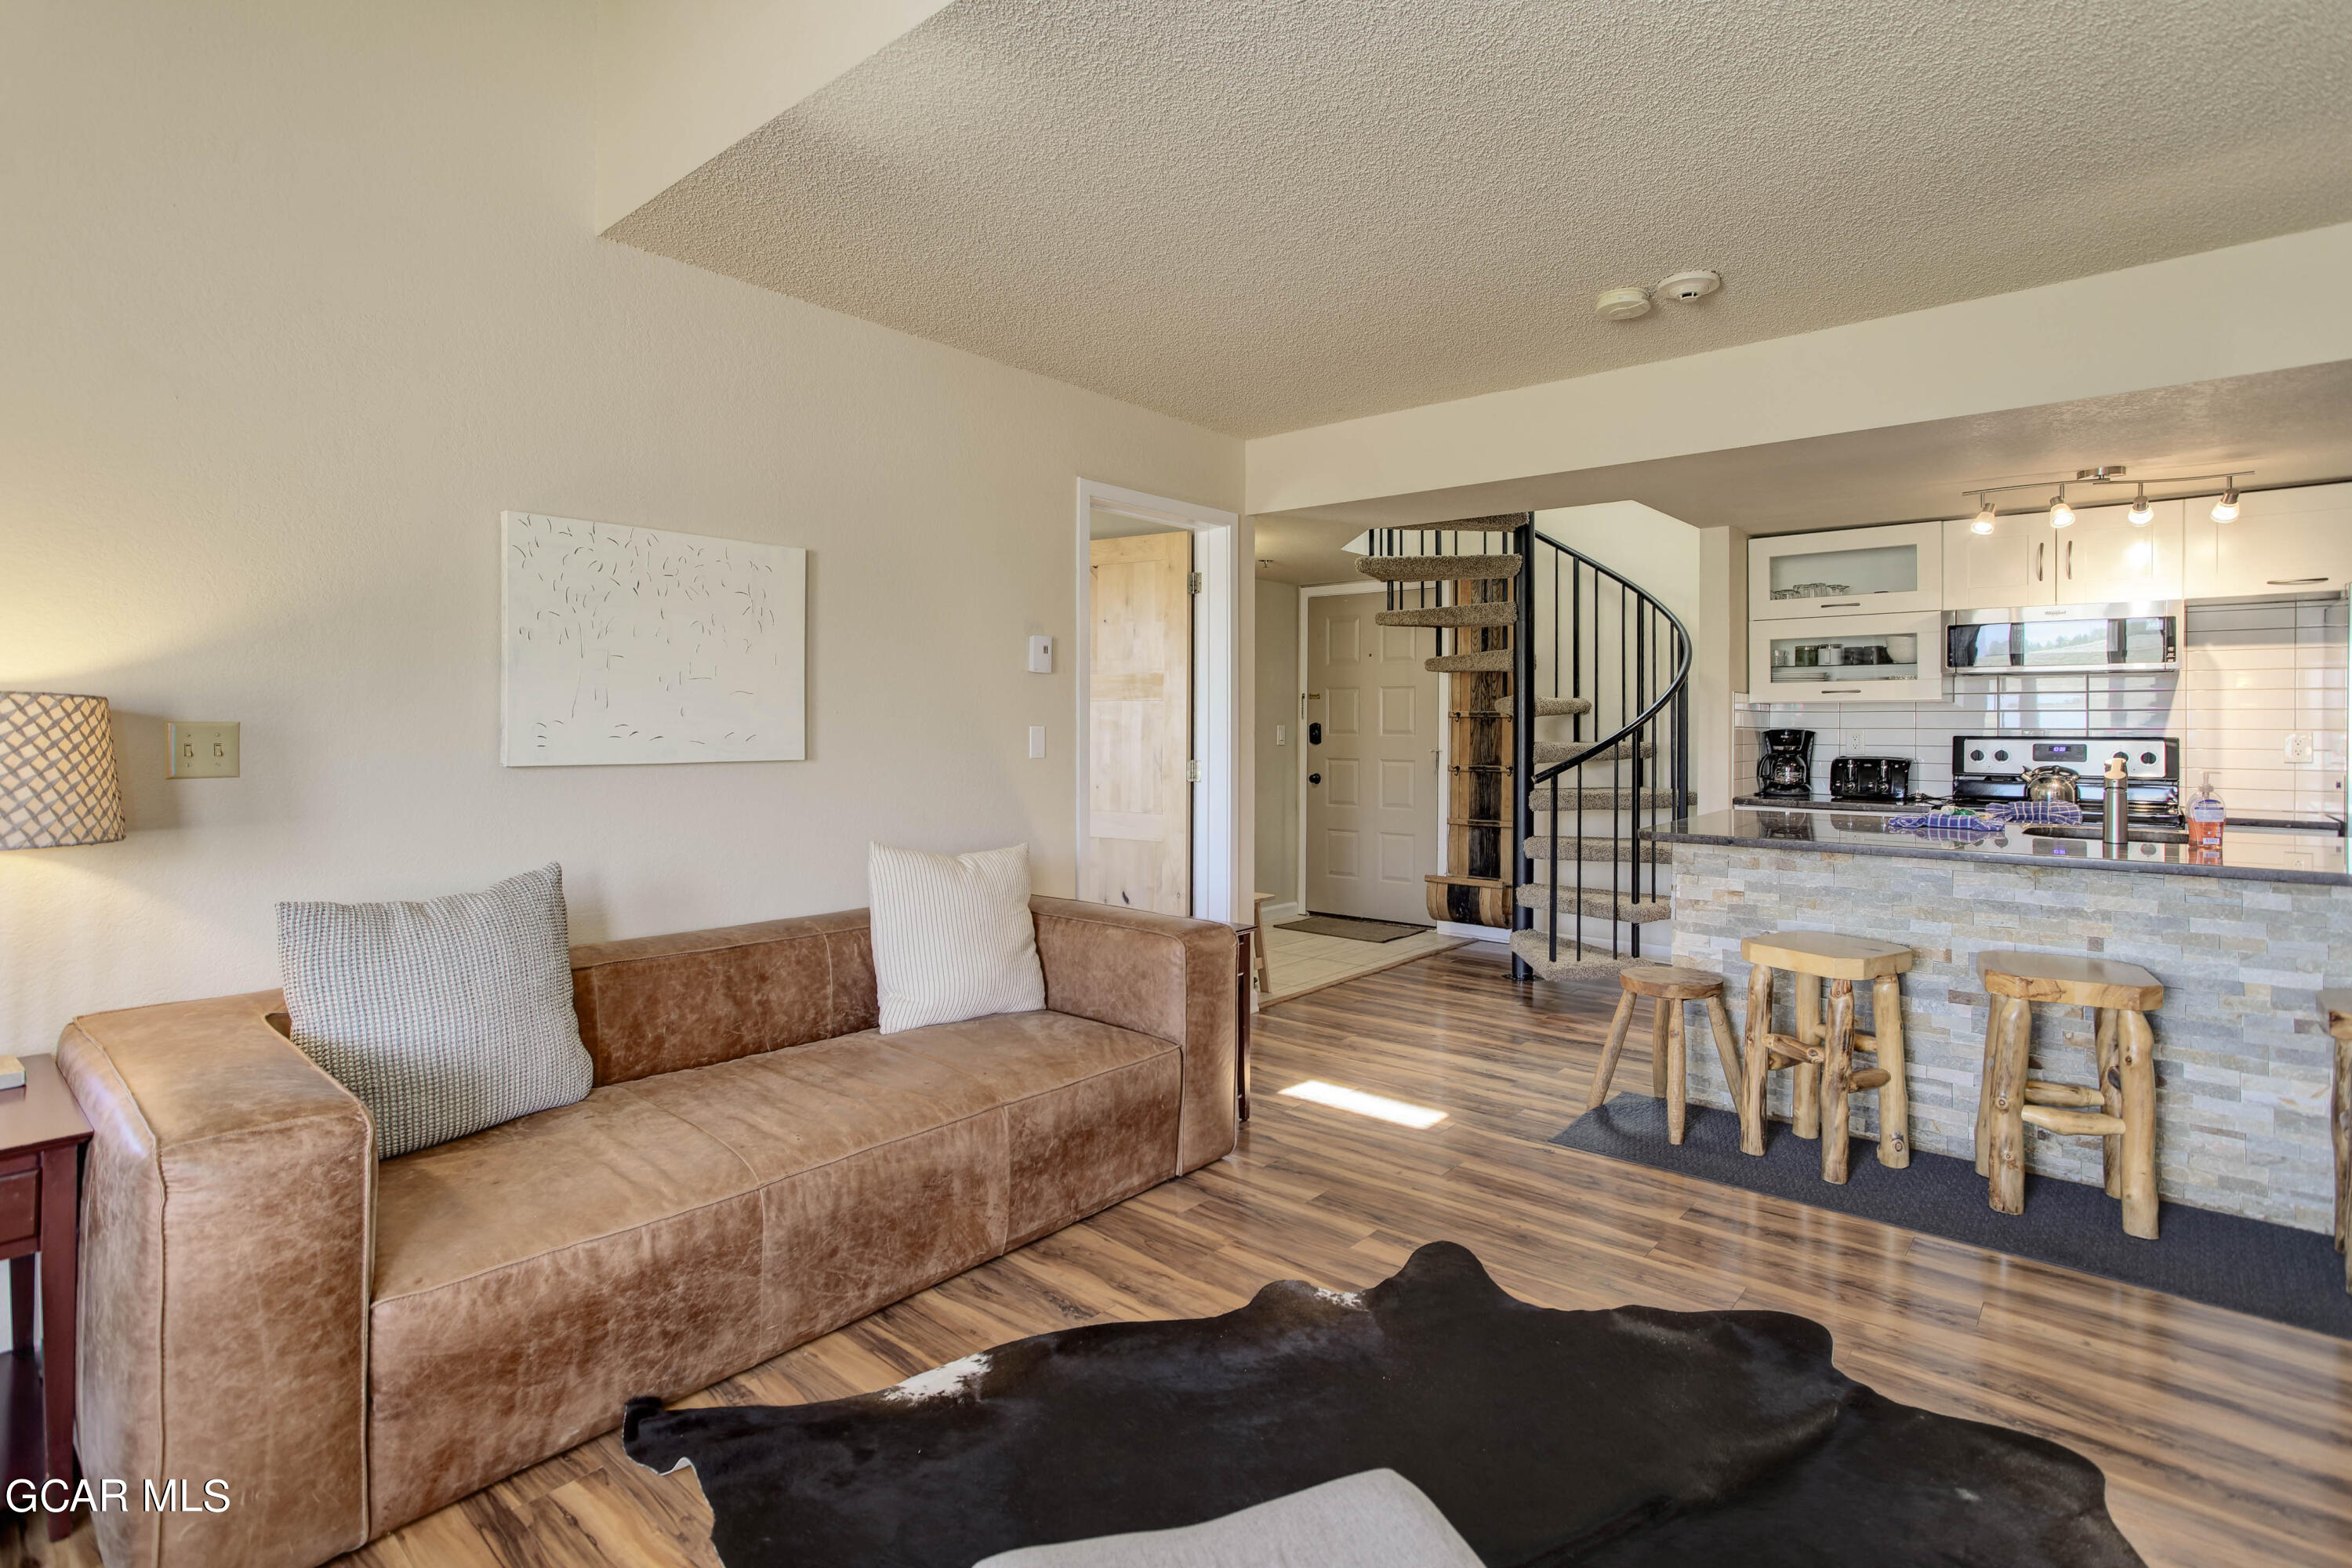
<box><xmin>1819</xmin><ymin>601</ymin><xmax>1860</xmax><ymax>608</ymax></box>
<box><xmin>2035</xmin><ymin>542</ymin><xmax>2045</xmax><ymax>582</ymax></box>
<box><xmin>1819</xmin><ymin>688</ymin><xmax>1861</xmax><ymax>695</ymax></box>
<box><xmin>2065</xmin><ymin>539</ymin><xmax>2073</xmax><ymax>577</ymax></box>
<box><xmin>2267</xmin><ymin>577</ymin><xmax>2329</xmax><ymax>586</ymax></box>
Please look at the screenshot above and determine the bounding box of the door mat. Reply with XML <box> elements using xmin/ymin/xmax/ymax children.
<box><xmin>626</xmin><ymin>1241</ymin><xmax>2140</xmax><ymax>1567</ymax></box>
<box><xmin>1554</xmin><ymin>1094</ymin><xmax>2352</xmax><ymax>1341</ymax></box>
<box><xmin>1278</xmin><ymin>914</ymin><xmax>1431</xmax><ymax>942</ymax></box>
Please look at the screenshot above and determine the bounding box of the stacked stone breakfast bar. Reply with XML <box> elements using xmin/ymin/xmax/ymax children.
<box><xmin>1655</xmin><ymin>808</ymin><xmax>2350</xmax><ymax>1234</ymax></box>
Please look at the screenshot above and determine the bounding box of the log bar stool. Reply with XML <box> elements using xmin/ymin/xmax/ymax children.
<box><xmin>1738</xmin><ymin>931</ymin><xmax>1915</xmax><ymax>1183</ymax></box>
<box><xmin>2318</xmin><ymin>991</ymin><xmax>2351</xmax><ymax>1296</ymax></box>
<box><xmin>1974</xmin><ymin>952</ymin><xmax>2163</xmax><ymax>1240</ymax></box>
<box><xmin>1585</xmin><ymin>966</ymin><xmax>1740</xmax><ymax>1145</ymax></box>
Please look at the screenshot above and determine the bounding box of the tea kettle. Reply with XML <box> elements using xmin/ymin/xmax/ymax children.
<box><xmin>2021</xmin><ymin>765</ymin><xmax>2081</xmax><ymax>806</ymax></box>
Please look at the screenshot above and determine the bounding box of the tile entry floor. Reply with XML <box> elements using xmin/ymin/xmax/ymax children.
<box><xmin>1257</xmin><ymin>920</ymin><xmax>1468</xmax><ymax>1006</ymax></box>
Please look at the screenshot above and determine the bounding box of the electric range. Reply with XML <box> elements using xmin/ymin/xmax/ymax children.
<box><xmin>1948</xmin><ymin>735</ymin><xmax>2183</xmax><ymax>826</ymax></box>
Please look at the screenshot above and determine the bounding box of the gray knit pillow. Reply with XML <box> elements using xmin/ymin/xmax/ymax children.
<box><xmin>276</xmin><ymin>863</ymin><xmax>593</xmax><ymax>1159</ymax></box>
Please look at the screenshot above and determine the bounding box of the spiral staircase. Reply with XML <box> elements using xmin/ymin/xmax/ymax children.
<box><xmin>1355</xmin><ymin>517</ymin><xmax>1692</xmax><ymax>980</ymax></box>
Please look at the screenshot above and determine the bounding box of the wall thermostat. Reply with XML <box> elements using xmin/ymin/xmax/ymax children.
<box><xmin>1027</xmin><ymin>635</ymin><xmax>1053</xmax><ymax>673</ymax></box>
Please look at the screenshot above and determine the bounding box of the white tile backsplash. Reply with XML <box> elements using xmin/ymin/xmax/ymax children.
<box><xmin>1738</xmin><ymin>593</ymin><xmax>2348</xmax><ymax>821</ymax></box>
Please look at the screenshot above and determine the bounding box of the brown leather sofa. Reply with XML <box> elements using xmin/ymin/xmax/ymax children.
<box><xmin>57</xmin><ymin>897</ymin><xmax>1240</xmax><ymax>1568</ymax></box>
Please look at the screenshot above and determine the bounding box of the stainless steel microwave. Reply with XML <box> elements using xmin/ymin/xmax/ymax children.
<box><xmin>1944</xmin><ymin>601</ymin><xmax>2179</xmax><ymax>673</ymax></box>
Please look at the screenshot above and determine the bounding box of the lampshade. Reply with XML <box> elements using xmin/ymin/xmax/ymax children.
<box><xmin>1</xmin><ymin>691</ymin><xmax>127</xmax><ymax>850</ymax></box>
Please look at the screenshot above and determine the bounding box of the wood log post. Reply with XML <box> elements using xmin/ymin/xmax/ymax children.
<box><xmin>1973</xmin><ymin>997</ymin><xmax>2002</xmax><ymax>1178</ymax></box>
<box><xmin>1739</xmin><ymin>964</ymin><xmax>1773</xmax><ymax>1157</ymax></box>
<box><xmin>2118</xmin><ymin>1007</ymin><xmax>2159</xmax><ymax>1240</ymax></box>
<box><xmin>1665</xmin><ymin>1000</ymin><xmax>1688</xmax><ymax>1145</ymax></box>
<box><xmin>1871</xmin><ymin>973</ymin><xmax>1909</xmax><ymax>1169</ymax></box>
<box><xmin>1791</xmin><ymin>975</ymin><xmax>1822</xmax><ymax>1140</ymax></box>
<box><xmin>1820</xmin><ymin>979</ymin><xmax>1857</xmax><ymax>1183</ymax></box>
<box><xmin>1585</xmin><ymin>989</ymin><xmax>1638</xmax><ymax>1112</ymax></box>
<box><xmin>2095</xmin><ymin>1007</ymin><xmax>2123</xmax><ymax>1200</ymax></box>
<box><xmin>1988</xmin><ymin>995</ymin><xmax>2031</xmax><ymax>1215</ymax></box>
<box><xmin>1703</xmin><ymin>993</ymin><xmax>1741</xmax><ymax>1128</ymax></box>
<box><xmin>2336</xmin><ymin>1031</ymin><xmax>2350</xmax><ymax>1294</ymax></box>
<box><xmin>1649</xmin><ymin>995</ymin><xmax>1669</xmax><ymax>1101</ymax></box>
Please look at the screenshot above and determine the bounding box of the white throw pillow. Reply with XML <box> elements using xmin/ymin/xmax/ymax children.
<box><xmin>868</xmin><ymin>843</ymin><xmax>1047</xmax><ymax>1033</ymax></box>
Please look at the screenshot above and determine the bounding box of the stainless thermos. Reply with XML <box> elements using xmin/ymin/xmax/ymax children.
<box><xmin>2102</xmin><ymin>753</ymin><xmax>2130</xmax><ymax>851</ymax></box>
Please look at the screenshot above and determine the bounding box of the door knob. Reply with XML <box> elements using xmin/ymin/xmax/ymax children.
<box><xmin>1308</xmin><ymin>772</ymin><xmax>1322</xmax><ymax>786</ymax></box>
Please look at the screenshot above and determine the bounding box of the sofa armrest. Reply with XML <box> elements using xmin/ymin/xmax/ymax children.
<box><xmin>57</xmin><ymin>992</ymin><xmax>374</xmax><ymax>1568</ymax></box>
<box><xmin>1029</xmin><ymin>898</ymin><xmax>1239</xmax><ymax>1171</ymax></box>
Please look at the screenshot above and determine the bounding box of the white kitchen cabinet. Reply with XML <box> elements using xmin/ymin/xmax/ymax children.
<box><xmin>2183</xmin><ymin>481</ymin><xmax>2352</xmax><ymax>599</ymax></box>
<box><xmin>1749</xmin><ymin>610</ymin><xmax>1945</xmax><ymax>702</ymax></box>
<box><xmin>1944</xmin><ymin>503</ymin><xmax>2181</xmax><ymax>610</ymax></box>
<box><xmin>1750</xmin><ymin>521</ymin><xmax>1944</xmax><ymax>622</ymax></box>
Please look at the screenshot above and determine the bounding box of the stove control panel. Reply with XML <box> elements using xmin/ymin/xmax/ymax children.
<box><xmin>1951</xmin><ymin>735</ymin><xmax>2179</xmax><ymax>782</ymax></box>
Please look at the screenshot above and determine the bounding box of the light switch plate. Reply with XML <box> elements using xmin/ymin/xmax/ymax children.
<box><xmin>167</xmin><ymin>721</ymin><xmax>241</xmax><ymax>779</ymax></box>
<box><xmin>1276</xmin><ymin>724</ymin><xmax>1288</xmax><ymax>746</ymax></box>
<box><xmin>1028</xmin><ymin>725</ymin><xmax>1047</xmax><ymax>759</ymax></box>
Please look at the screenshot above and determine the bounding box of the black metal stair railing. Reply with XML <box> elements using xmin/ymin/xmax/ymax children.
<box><xmin>1512</xmin><ymin>519</ymin><xmax>1692</xmax><ymax>970</ymax></box>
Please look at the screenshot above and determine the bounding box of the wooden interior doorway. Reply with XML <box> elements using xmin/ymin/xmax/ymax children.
<box><xmin>1081</xmin><ymin>524</ymin><xmax>1193</xmax><ymax>915</ymax></box>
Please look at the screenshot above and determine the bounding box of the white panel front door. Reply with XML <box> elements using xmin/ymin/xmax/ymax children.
<box><xmin>1304</xmin><ymin>592</ymin><xmax>1438</xmax><ymax>923</ymax></box>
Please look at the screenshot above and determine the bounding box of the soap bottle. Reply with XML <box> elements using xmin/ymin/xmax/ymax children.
<box><xmin>2186</xmin><ymin>773</ymin><xmax>2226</xmax><ymax>851</ymax></box>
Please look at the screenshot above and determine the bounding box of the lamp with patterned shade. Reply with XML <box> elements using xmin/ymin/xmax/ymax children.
<box><xmin>1</xmin><ymin>691</ymin><xmax>127</xmax><ymax>850</ymax></box>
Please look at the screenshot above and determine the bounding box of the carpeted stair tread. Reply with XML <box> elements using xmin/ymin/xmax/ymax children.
<box><xmin>1374</xmin><ymin>602</ymin><xmax>1517</xmax><ymax>628</ymax></box>
<box><xmin>1523</xmin><ymin>837</ymin><xmax>1674</xmax><ymax>863</ymax></box>
<box><xmin>1472</xmin><ymin>696</ymin><xmax>1593</xmax><ymax>717</ymax></box>
<box><xmin>1356</xmin><ymin>554</ymin><xmax>1523</xmax><ymax>583</ymax></box>
<box><xmin>1510</xmin><ymin>930</ymin><xmax>1647</xmax><ymax>976</ymax></box>
<box><xmin>1517</xmin><ymin>884</ymin><xmax>1672</xmax><ymax>924</ymax></box>
<box><xmin>1534</xmin><ymin>739</ymin><xmax>1654</xmax><ymax>765</ymax></box>
<box><xmin>1425</xmin><ymin>649</ymin><xmax>1513</xmax><ymax>673</ymax></box>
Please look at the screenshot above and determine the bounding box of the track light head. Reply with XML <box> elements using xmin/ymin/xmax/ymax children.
<box><xmin>2049</xmin><ymin>493</ymin><xmax>2075</xmax><ymax>529</ymax></box>
<box><xmin>1970</xmin><ymin>497</ymin><xmax>1996</xmax><ymax>535</ymax></box>
<box><xmin>2212</xmin><ymin>485</ymin><xmax>2240</xmax><ymax>523</ymax></box>
<box><xmin>2127</xmin><ymin>485</ymin><xmax>2153</xmax><ymax>526</ymax></box>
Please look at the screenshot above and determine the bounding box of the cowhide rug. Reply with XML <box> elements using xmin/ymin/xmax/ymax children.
<box><xmin>623</xmin><ymin>1241</ymin><xmax>2143</xmax><ymax>1567</ymax></box>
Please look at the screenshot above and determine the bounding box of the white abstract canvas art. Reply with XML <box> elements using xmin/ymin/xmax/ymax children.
<box><xmin>501</xmin><ymin>512</ymin><xmax>806</xmax><ymax>767</ymax></box>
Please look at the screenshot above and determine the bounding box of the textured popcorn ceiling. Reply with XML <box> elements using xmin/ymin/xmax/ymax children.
<box><xmin>612</xmin><ymin>0</ymin><xmax>2352</xmax><ymax>437</ymax></box>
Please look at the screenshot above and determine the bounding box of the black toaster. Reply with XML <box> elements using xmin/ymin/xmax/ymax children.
<box><xmin>1828</xmin><ymin>756</ymin><xmax>1913</xmax><ymax>802</ymax></box>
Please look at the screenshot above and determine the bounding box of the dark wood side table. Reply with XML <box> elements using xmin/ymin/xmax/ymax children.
<box><xmin>0</xmin><ymin>1054</ymin><xmax>93</xmax><ymax>1540</ymax></box>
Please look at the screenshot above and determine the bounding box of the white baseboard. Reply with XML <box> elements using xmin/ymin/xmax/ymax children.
<box><xmin>1256</xmin><ymin>900</ymin><xmax>1305</xmax><ymax>926</ymax></box>
<box><xmin>1434</xmin><ymin>920</ymin><xmax>1509</xmax><ymax>943</ymax></box>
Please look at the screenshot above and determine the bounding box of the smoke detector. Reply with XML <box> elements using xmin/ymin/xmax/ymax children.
<box><xmin>1657</xmin><ymin>270</ymin><xmax>1721</xmax><ymax>302</ymax></box>
<box><xmin>1595</xmin><ymin>286</ymin><xmax>1653</xmax><ymax>321</ymax></box>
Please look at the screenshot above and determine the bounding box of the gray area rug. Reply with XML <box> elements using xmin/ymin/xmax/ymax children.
<box><xmin>1555</xmin><ymin>1094</ymin><xmax>2352</xmax><ymax>1341</ymax></box>
<box><xmin>1279</xmin><ymin>914</ymin><xmax>1431</xmax><ymax>942</ymax></box>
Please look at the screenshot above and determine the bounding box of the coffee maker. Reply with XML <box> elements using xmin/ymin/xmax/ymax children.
<box><xmin>1755</xmin><ymin>728</ymin><xmax>1816</xmax><ymax>799</ymax></box>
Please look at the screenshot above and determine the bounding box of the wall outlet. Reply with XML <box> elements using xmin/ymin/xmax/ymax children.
<box><xmin>166</xmin><ymin>721</ymin><xmax>240</xmax><ymax>779</ymax></box>
<box><xmin>2285</xmin><ymin>732</ymin><xmax>2316</xmax><ymax>765</ymax></box>
<box><xmin>1028</xmin><ymin>725</ymin><xmax>1047</xmax><ymax>759</ymax></box>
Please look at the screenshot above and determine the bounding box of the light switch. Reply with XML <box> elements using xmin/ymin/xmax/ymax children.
<box><xmin>1027</xmin><ymin>635</ymin><xmax>1054</xmax><ymax>673</ymax></box>
<box><xmin>1276</xmin><ymin>724</ymin><xmax>1288</xmax><ymax>746</ymax></box>
<box><xmin>1028</xmin><ymin>725</ymin><xmax>1047</xmax><ymax>759</ymax></box>
<box><xmin>166</xmin><ymin>721</ymin><xmax>240</xmax><ymax>779</ymax></box>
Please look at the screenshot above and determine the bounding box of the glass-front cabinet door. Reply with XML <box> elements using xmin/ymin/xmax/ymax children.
<box><xmin>1748</xmin><ymin>610</ymin><xmax>1946</xmax><ymax>702</ymax></box>
<box><xmin>1749</xmin><ymin>521</ymin><xmax>1944</xmax><ymax>621</ymax></box>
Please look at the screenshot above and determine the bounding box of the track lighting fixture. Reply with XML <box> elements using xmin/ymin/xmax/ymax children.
<box><xmin>2212</xmin><ymin>485</ymin><xmax>2240</xmax><ymax>523</ymax></box>
<box><xmin>2049</xmin><ymin>493</ymin><xmax>2074</xmax><ymax>529</ymax></box>
<box><xmin>1961</xmin><ymin>467</ymin><xmax>2251</xmax><ymax>532</ymax></box>
<box><xmin>1970</xmin><ymin>496</ymin><xmax>1996</xmax><ymax>535</ymax></box>
<box><xmin>2127</xmin><ymin>485</ymin><xmax>2153</xmax><ymax>526</ymax></box>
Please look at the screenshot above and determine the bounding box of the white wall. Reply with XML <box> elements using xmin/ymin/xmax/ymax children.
<box><xmin>0</xmin><ymin>0</ymin><xmax>1243</xmax><ymax>1057</ymax></box>
<box><xmin>1245</xmin><ymin>223</ymin><xmax>2352</xmax><ymax>518</ymax></box>
<box><xmin>594</xmin><ymin>0</ymin><xmax>954</xmax><ymax>230</ymax></box>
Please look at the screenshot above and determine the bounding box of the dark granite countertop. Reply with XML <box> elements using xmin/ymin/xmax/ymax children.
<box><xmin>1663</xmin><ymin>809</ymin><xmax>2352</xmax><ymax>887</ymax></box>
<box><xmin>1729</xmin><ymin>795</ymin><xmax>2346</xmax><ymax>834</ymax></box>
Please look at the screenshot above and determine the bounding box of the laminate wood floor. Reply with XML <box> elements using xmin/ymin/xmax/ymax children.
<box><xmin>13</xmin><ymin>942</ymin><xmax>2348</xmax><ymax>1566</ymax></box>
